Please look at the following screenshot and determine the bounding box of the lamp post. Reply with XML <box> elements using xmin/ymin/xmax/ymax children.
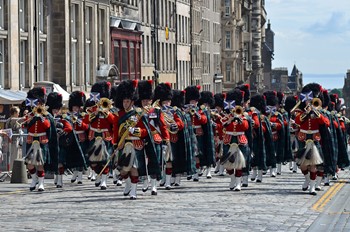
<box><xmin>34</xmin><ymin>0</ymin><xmax>39</xmax><ymax>82</ymax></box>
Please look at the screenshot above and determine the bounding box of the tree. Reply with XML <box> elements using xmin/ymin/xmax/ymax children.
<box><xmin>330</xmin><ymin>88</ymin><xmax>342</xmax><ymax>98</ymax></box>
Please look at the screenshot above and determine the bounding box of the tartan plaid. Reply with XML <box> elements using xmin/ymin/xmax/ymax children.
<box><xmin>200</xmin><ymin>109</ymin><xmax>216</xmax><ymax>167</ymax></box>
<box><xmin>264</xmin><ymin>116</ymin><xmax>276</xmax><ymax>168</ymax></box>
<box><xmin>250</xmin><ymin>111</ymin><xmax>267</xmax><ymax>171</ymax></box>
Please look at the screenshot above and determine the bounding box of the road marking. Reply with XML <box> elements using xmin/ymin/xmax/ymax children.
<box><xmin>312</xmin><ymin>181</ymin><xmax>346</xmax><ymax>212</ymax></box>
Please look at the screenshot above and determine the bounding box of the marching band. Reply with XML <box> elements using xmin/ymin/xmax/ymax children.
<box><xmin>18</xmin><ymin>81</ymin><xmax>350</xmax><ymax>198</ymax></box>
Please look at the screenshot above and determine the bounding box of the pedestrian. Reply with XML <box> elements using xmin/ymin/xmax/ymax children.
<box><xmin>5</xmin><ymin>106</ymin><xmax>23</xmax><ymax>170</ymax></box>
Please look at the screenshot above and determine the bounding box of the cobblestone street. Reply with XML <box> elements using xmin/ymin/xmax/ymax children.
<box><xmin>2</xmin><ymin>166</ymin><xmax>348</xmax><ymax>231</ymax></box>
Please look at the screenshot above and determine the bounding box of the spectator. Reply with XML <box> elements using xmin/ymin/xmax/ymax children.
<box><xmin>5</xmin><ymin>106</ymin><xmax>23</xmax><ymax>170</ymax></box>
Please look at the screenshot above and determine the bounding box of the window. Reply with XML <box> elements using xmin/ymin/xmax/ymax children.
<box><xmin>39</xmin><ymin>0</ymin><xmax>44</xmax><ymax>33</ymax></box>
<box><xmin>39</xmin><ymin>42</ymin><xmax>45</xmax><ymax>81</ymax></box>
<box><xmin>19</xmin><ymin>0</ymin><xmax>27</xmax><ymax>32</ymax></box>
<box><xmin>225</xmin><ymin>31</ymin><xmax>231</xmax><ymax>49</ymax></box>
<box><xmin>0</xmin><ymin>39</ymin><xmax>4</xmax><ymax>88</ymax></box>
<box><xmin>0</xmin><ymin>0</ymin><xmax>5</xmax><ymax>30</ymax></box>
<box><xmin>98</xmin><ymin>8</ymin><xmax>105</xmax><ymax>58</ymax></box>
<box><xmin>85</xmin><ymin>6</ymin><xmax>92</xmax><ymax>86</ymax></box>
<box><xmin>226</xmin><ymin>63</ymin><xmax>231</xmax><ymax>82</ymax></box>
<box><xmin>20</xmin><ymin>40</ymin><xmax>27</xmax><ymax>89</ymax></box>
<box><xmin>71</xmin><ymin>3</ymin><xmax>78</xmax><ymax>85</ymax></box>
<box><xmin>225</xmin><ymin>0</ymin><xmax>231</xmax><ymax>16</ymax></box>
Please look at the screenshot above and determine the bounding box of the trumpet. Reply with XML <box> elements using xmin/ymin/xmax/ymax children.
<box><xmin>161</xmin><ymin>105</ymin><xmax>178</xmax><ymax>134</ymax></box>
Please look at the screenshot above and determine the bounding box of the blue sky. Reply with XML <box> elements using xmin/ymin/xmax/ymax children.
<box><xmin>265</xmin><ymin>0</ymin><xmax>350</xmax><ymax>89</ymax></box>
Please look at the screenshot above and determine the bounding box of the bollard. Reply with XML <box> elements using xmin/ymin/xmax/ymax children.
<box><xmin>10</xmin><ymin>159</ymin><xmax>28</xmax><ymax>183</ymax></box>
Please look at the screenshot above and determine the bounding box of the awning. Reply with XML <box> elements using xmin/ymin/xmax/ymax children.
<box><xmin>0</xmin><ymin>89</ymin><xmax>27</xmax><ymax>104</ymax></box>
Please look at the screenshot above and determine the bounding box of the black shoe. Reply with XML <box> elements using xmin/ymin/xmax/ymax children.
<box><xmin>142</xmin><ymin>187</ymin><xmax>148</xmax><ymax>192</ymax></box>
<box><xmin>324</xmin><ymin>183</ymin><xmax>330</xmax><ymax>186</ymax></box>
<box><xmin>151</xmin><ymin>190</ymin><xmax>157</xmax><ymax>195</ymax></box>
<box><xmin>100</xmin><ymin>186</ymin><xmax>107</xmax><ymax>190</ymax></box>
<box><xmin>309</xmin><ymin>191</ymin><xmax>317</xmax><ymax>196</ymax></box>
<box><xmin>277</xmin><ymin>173</ymin><xmax>281</xmax><ymax>175</ymax></box>
<box><xmin>113</xmin><ymin>180</ymin><xmax>117</xmax><ymax>184</ymax></box>
<box><xmin>193</xmin><ymin>178</ymin><xmax>199</xmax><ymax>182</ymax></box>
<box><xmin>116</xmin><ymin>182</ymin><xmax>122</xmax><ymax>186</ymax></box>
<box><xmin>293</xmin><ymin>170</ymin><xmax>297</xmax><ymax>173</ymax></box>
<box><xmin>56</xmin><ymin>185</ymin><xmax>62</xmax><ymax>188</ymax></box>
<box><xmin>123</xmin><ymin>190</ymin><xmax>131</xmax><ymax>196</ymax></box>
<box><xmin>38</xmin><ymin>188</ymin><xmax>44</xmax><ymax>192</ymax></box>
<box><xmin>159</xmin><ymin>182</ymin><xmax>165</xmax><ymax>187</ymax></box>
<box><xmin>174</xmin><ymin>183</ymin><xmax>180</xmax><ymax>187</ymax></box>
<box><xmin>95</xmin><ymin>182</ymin><xmax>101</xmax><ymax>187</ymax></box>
<box><xmin>315</xmin><ymin>187</ymin><xmax>321</xmax><ymax>191</ymax></box>
<box><xmin>165</xmin><ymin>186</ymin><xmax>171</xmax><ymax>190</ymax></box>
<box><xmin>302</xmin><ymin>187</ymin><xmax>308</xmax><ymax>191</ymax></box>
<box><xmin>71</xmin><ymin>179</ymin><xmax>76</xmax><ymax>183</ymax></box>
<box><xmin>29</xmin><ymin>187</ymin><xmax>36</xmax><ymax>191</ymax></box>
<box><xmin>187</xmin><ymin>176</ymin><xmax>192</xmax><ymax>180</ymax></box>
<box><xmin>130</xmin><ymin>196</ymin><xmax>137</xmax><ymax>200</ymax></box>
<box><xmin>219</xmin><ymin>174</ymin><xmax>225</xmax><ymax>176</ymax></box>
<box><xmin>214</xmin><ymin>170</ymin><xmax>219</xmax><ymax>174</ymax></box>
<box><xmin>87</xmin><ymin>176</ymin><xmax>91</xmax><ymax>180</ymax></box>
<box><xmin>242</xmin><ymin>184</ymin><xmax>248</xmax><ymax>187</ymax></box>
<box><xmin>207</xmin><ymin>176</ymin><xmax>212</xmax><ymax>179</ymax></box>
<box><xmin>256</xmin><ymin>179</ymin><xmax>262</xmax><ymax>183</ymax></box>
<box><xmin>77</xmin><ymin>181</ymin><xmax>83</xmax><ymax>185</ymax></box>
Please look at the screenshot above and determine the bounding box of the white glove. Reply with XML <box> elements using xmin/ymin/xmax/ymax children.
<box><xmin>0</xmin><ymin>150</ymin><xmax>3</xmax><ymax>163</ymax></box>
<box><xmin>129</xmin><ymin>127</ymin><xmax>135</xmax><ymax>134</ymax></box>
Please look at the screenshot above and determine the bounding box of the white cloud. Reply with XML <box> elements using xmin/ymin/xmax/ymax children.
<box><xmin>265</xmin><ymin>0</ymin><xmax>350</xmax><ymax>88</ymax></box>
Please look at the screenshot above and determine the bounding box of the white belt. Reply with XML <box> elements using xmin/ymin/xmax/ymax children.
<box><xmin>126</xmin><ymin>136</ymin><xmax>141</xmax><ymax>141</ymax></box>
<box><xmin>300</xmin><ymin>129</ymin><xmax>319</xmax><ymax>134</ymax></box>
<box><xmin>28</xmin><ymin>132</ymin><xmax>46</xmax><ymax>137</ymax></box>
<box><xmin>90</xmin><ymin>127</ymin><xmax>108</xmax><ymax>133</ymax></box>
<box><xmin>75</xmin><ymin>131</ymin><xmax>85</xmax><ymax>134</ymax></box>
<box><xmin>225</xmin><ymin>131</ymin><xmax>244</xmax><ymax>136</ymax></box>
<box><xmin>193</xmin><ymin>126</ymin><xmax>201</xmax><ymax>129</ymax></box>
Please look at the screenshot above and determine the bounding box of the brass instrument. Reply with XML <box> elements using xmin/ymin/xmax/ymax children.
<box><xmin>98</xmin><ymin>98</ymin><xmax>113</xmax><ymax>116</ymax></box>
<box><xmin>86</xmin><ymin>98</ymin><xmax>113</xmax><ymax>120</ymax></box>
<box><xmin>290</xmin><ymin>100</ymin><xmax>301</xmax><ymax>114</ymax></box>
<box><xmin>303</xmin><ymin>97</ymin><xmax>322</xmax><ymax>119</ymax></box>
<box><xmin>311</xmin><ymin>98</ymin><xmax>322</xmax><ymax>110</ymax></box>
<box><xmin>220</xmin><ymin>106</ymin><xmax>244</xmax><ymax>125</ymax></box>
<box><xmin>210</xmin><ymin>109</ymin><xmax>223</xmax><ymax>120</ymax></box>
<box><xmin>33</xmin><ymin>105</ymin><xmax>48</xmax><ymax>116</ymax></box>
<box><xmin>161</xmin><ymin>105</ymin><xmax>178</xmax><ymax>134</ymax></box>
<box><xmin>233</xmin><ymin>105</ymin><xmax>244</xmax><ymax>116</ymax></box>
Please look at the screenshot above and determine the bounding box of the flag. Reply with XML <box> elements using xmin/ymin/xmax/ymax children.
<box><xmin>25</xmin><ymin>98</ymin><xmax>38</xmax><ymax>107</ymax></box>
<box><xmin>89</xmin><ymin>92</ymin><xmax>100</xmax><ymax>102</ymax></box>
<box><xmin>266</xmin><ymin>106</ymin><xmax>277</xmax><ymax>114</ymax></box>
<box><xmin>300</xmin><ymin>91</ymin><xmax>313</xmax><ymax>102</ymax></box>
<box><xmin>224</xmin><ymin>100</ymin><xmax>235</xmax><ymax>110</ymax></box>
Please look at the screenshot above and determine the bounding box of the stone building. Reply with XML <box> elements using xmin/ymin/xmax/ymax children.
<box><xmin>262</xmin><ymin>19</ymin><xmax>274</xmax><ymax>91</ymax></box>
<box><xmin>0</xmin><ymin>0</ymin><xmax>111</xmax><ymax>92</ymax></box>
<box><xmin>288</xmin><ymin>64</ymin><xmax>303</xmax><ymax>93</ymax></box>
<box><xmin>221</xmin><ymin>0</ymin><xmax>266</xmax><ymax>93</ymax></box>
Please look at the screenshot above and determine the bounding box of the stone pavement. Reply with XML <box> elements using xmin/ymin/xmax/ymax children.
<box><xmin>0</xmin><ymin>166</ymin><xmax>348</xmax><ymax>232</ymax></box>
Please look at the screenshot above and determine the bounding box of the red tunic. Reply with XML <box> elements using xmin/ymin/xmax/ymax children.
<box><xmin>222</xmin><ymin>116</ymin><xmax>249</xmax><ymax>145</ymax></box>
